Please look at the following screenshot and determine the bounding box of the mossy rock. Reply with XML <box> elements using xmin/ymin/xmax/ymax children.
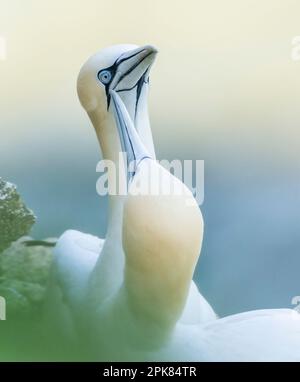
<box><xmin>0</xmin><ymin>179</ymin><xmax>36</xmax><ymax>253</ymax></box>
<box><xmin>0</xmin><ymin>238</ymin><xmax>54</xmax><ymax>317</ymax></box>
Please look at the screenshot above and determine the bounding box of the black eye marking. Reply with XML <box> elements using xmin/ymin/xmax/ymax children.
<box><xmin>97</xmin><ymin>63</ymin><xmax>117</xmax><ymax>109</ymax></box>
<box><xmin>97</xmin><ymin>49</ymin><xmax>151</xmax><ymax>110</ymax></box>
<box><xmin>97</xmin><ymin>53</ymin><xmax>141</xmax><ymax>109</ymax></box>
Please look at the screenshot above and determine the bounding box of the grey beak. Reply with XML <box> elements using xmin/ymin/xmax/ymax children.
<box><xmin>110</xmin><ymin>90</ymin><xmax>152</xmax><ymax>184</ymax></box>
<box><xmin>111</xmin><ymin>45</ymin><xmax>158</xmax><ymax>92</ymax></box>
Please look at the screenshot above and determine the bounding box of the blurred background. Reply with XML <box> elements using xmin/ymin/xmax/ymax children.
<box><xmin>1</xmin><ymin>0</ymin><xmax>300</xmax><ymax>318</ymax></box>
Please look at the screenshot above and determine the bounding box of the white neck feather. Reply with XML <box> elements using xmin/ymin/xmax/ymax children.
<box><xmin>86</xmin><ymin>91</ymin><xmax>155</xmax><ymax>303</ymax></box>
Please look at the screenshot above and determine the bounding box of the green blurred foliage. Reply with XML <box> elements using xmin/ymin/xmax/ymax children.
<box><xmin>0</xmin><ymin>178</ymin><xmax>36</xmax><ymax>252</ymax></box>
<box><xmin>0</xmin><ymin>178</ymin><xmax>54</xmax><ymax>317</ymax></box>
<box><xmin>0</xmin><ymin>238</ymin><xmax>53</xmax><ymax>317</ymax></box>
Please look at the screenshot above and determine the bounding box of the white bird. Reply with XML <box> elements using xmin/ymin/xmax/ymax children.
<box><xmin>47</xmin><ymin>44</ymin><xmax>215</xmax><ymax>358</ymax></box>
<box><xmin>48</xmin><ymin>44</ymin><xmax>300</xmax><ymax>362</ymax></box>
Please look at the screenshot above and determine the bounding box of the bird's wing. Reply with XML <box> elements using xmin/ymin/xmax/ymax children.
<box><xmin>199</xmin><ymin>309</ymin><xmax>300</xmax><ymax>361</ymax></box>
<box><xmin>52</xmin><ymin>230</ymin><xmax>104</xmax><ymax>307</ymax></box>
<box><xmin>179</xmin><ymin>281</ymin><xmax>217</xmax><ymax>324</ymax></box>
<box><xmin>159</xmin><ymin>309</ymin><xmax>300</xmax><ymax>361</ymax></box>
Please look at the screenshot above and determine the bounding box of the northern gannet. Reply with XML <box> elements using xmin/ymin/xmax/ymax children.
<box><xmin>82</xmin><ymin>87</ymin><xmax>300</xmax><ymax>362</ymax></box>
<box><xmin>48</xmin><ymin>44</ymin><xmax>300</xmax><ymax>362</ymax></box>
<box><xmin>47</xmin><ymin>44</ymin><xmax>215</xmax><ymax>358</ymax></box>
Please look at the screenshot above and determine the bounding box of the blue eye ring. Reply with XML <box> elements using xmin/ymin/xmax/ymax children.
<box><xmin>98</xmin><ymin>70</ymin><xmax>112</xmax><ymax>84</ymax></box>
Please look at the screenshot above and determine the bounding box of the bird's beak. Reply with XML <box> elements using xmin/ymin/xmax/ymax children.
<box><xmin>110</xmin><ymin>45</ymin><xmax>158</xmax><ymax>92</ymax></box>
<box><xmin>110</xmin><ymin>90</ymin><xmax>151</xmax><ymax>183</ymax></box>
<box><xmin>109</xmin><ymin>45</ymin><xmax>157</xmax><ymax>183</ymax></box>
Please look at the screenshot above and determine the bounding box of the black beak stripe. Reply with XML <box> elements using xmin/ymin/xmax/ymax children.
<box><xmin>98</xmin><ymin>49</ymin><xmax>151</xmax><ymax>113</ymax></box>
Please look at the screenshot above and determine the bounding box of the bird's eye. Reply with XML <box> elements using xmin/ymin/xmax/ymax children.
<box><xmin>98</xmin><ymin>70</ymin><xmax>112</xmax><ymax>84</ymax></box>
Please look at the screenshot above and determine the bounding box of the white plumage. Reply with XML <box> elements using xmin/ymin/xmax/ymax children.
<box><xmin>47</xmin><ymin>44</ymin><xmax>300</xmax><ymax>361</ymax></box>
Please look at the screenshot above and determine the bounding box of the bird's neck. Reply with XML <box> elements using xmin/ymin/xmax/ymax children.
<box><xmin>92</xmin><ymin>111</ymin><xmax>126</xmax><ymax>238</ymax></box>
<box><xmin>90</xmin><ymin>98</ymin><xmax>156</xmax><ymax>235</ymax></box>
<box><xmin>87</xmin><ymin>103</ymin><xmax>155</xmax><ymax>301</ymax></box>
<box><xmin>123</xmin><ymin>161</ymin><xmax>203</xmax><ymax>335</ymax></box>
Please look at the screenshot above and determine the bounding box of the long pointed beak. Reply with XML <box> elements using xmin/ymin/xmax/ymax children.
<box><xmin>110</xmin><ymin>90</ymin><xmax>152</xmax><ymax>183</ymax></box>
<box><xmin>111</xmin><ymin>45</ymin><xmax>158</xmax><ymax>92</ymax></box>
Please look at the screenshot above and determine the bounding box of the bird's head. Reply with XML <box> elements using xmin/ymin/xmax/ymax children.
<box><xmin>77</xmin><ymin>44</ymin><xmax>157</xmax><ymax>127</ymax></box>
<box><xmin>77</xmin><ymin>44</ymin><xmax>157</xmax><ymax>176</ymax></box>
